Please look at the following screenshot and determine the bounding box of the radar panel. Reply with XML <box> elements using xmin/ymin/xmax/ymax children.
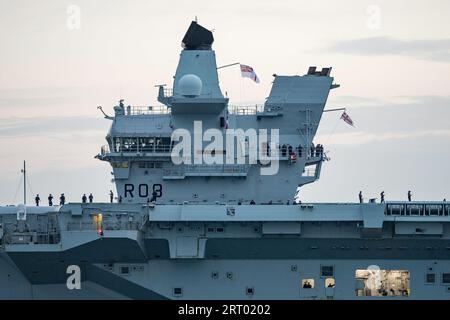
<box><xmin>182</xmin><ymin>21</ymin><xmax>214</xmax><ymax>50</ymax></box>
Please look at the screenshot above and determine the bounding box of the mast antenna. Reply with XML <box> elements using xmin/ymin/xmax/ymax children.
<box><xmin>20</xmin><ymin>161</ymin><xmax>26</xmax><ymax>205</ymax></box>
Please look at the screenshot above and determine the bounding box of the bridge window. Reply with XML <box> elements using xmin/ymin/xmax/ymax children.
<box><xmin>111</xmin><ymin>136</ymin><xmax>173</xmax><ymax>153</ymax></box>
<box><xmin>123</xmin><ymin>138</ymin><xmax>137</xmax><ymax>152</ymax></box>
<box><xmin>355</xmin><ymin>269</ymin><xmax>410</xmax><ymax>297</ymax></box>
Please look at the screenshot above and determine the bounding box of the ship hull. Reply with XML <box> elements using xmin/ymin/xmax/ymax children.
<box><xmin>1</xmin><ymin>252</ymin><xmax>449</xmax><ymax>299</ymax></box>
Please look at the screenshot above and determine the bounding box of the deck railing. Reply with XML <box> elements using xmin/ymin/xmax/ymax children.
<box><xmin>126</xmin><ymin>105</ymin><xmax>171</xmax><ymax>115</ymax></box>
<box><xmin>228</xmin><ymin>105</ymin><xmax>265</xmax><ymax>115</ymax></box>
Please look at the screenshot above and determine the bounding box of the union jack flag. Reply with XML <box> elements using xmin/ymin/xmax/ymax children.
<box><xmin>340</xmin><ymin>111</ymin><xmax>354</xmax><ymax>127</ymax></box>
<box><xmin>240</xmin><ymin>64</ymin><xmax>260</xmax><ymax>83</ymax></box>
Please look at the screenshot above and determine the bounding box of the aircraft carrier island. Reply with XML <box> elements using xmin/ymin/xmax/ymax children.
<box><xmin>0</xmin><ymin>21</ymin><xmax>449</xmax><ymax>300</ymax></box>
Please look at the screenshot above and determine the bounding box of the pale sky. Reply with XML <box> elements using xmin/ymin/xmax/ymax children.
<box><xmin>0</xmin><ymin>0</ymin><xmax>449</xmax><ymax>204</ymax></box>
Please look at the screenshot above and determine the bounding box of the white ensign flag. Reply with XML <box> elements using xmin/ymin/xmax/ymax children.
<box><xmin>340</xmin><ymin>111</ymin><xmax>354</xmax><ymax>127</ymax></box>
<box><xmin>240</xmin><ymin>64</ymin><xmax>260</xmax><ymax>83</ymax></box>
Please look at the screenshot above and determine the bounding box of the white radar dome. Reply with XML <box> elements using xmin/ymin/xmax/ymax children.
<box><xmin>178</xmin><ymin>74</ymin><xmax>202</xmax><ymax>97</ymax></box>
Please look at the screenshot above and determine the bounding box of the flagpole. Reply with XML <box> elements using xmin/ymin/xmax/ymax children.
<box><xmin>323</xmin><ymin>107</ymin><xmax>346</xmax><ymax>113</ymax></box>
<box><xmin>217</xmin><ymin>62</ymin><xmax>240</xmax><ymax>70</ymax></box>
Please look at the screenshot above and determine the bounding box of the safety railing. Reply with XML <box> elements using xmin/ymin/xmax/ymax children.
<box><xmin>100</xmin><ymin>144</ymin><xmax>173</xmax><ymax>155</ymax></box>
<box><xmin>228</xmin><ymin>105</ymin><xmax>265</xmax><ymax>115</ymax></box>
<box><xmin>125</xmin><ymin>105</ymin><xmax>171</xmax><ymax>115</ymax></box>
<box><xmin>186</xmin><ymin>164</ymin><xmax>248</xmax><ymax>173</ymax></box>
<box><xmin>163</xmin><ymin>164</ymin><xmax>249</xmax><ymax>176</ymax></box>
<box><xmin>66</xmin><ymin>221</ymin><xmax>141</xmax><ymax>231</ymax></box>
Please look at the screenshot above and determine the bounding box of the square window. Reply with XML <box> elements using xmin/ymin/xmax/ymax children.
<box><xmin>321</xmin><ymin>265</ymin><xmax>334</xmax><ymax>277</ymax></box>
<box><xmin>426</xmin><ymin>273</ymin><xmax>435</xmax><ymax>284</ymax></box>
<box><xmin>226</xmin><ymin>272</ymin><xmax>233</xmax><ymax>279</ymax></box>
<box><xmin>120</xmin><ymin>266</ymin><xmax>130</xmax><ymax>275</ymax></box>
<box><xmin>246</xmin><ymin>287</ymin><xmax>254</xmax><ymax>295</ymax></box>
<box><xmin>442</xmin><ymin>273</ymin><xmax>450</xmax><ymax>284</ymax></box>
<box><xmin>173</xmin><ymin>287</ymin><xmax>183</xmax><ymax>297</ymax></box>
<box><xmin>325</xmin><ymin>278</ymin><xmax>335</xmax><ymax>288</ymax></box>
<box><xmin>211</xmin><ymin>271</ymin><xmax>219</xmax><ymax>279</ymax></box>
<box><xmin>302</xmin><ymin>279</ymin><xmax>315</xmax><ymax>289</ymax></box>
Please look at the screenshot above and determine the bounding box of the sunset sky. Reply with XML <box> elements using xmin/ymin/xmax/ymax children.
<box><xmin>1</xmin><ymin>0</ymin><xmax>449</xmax><ymax>204</ymax></box>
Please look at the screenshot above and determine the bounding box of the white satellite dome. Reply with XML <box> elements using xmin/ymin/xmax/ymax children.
<box><xmin>178</xmin><ymin>74</ymin><xmax>202</xmax><ymax>97</ymax></box>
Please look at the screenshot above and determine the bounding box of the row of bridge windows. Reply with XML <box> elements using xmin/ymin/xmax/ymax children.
<box><xmin>111</xmin><ymin>137</ymin><xmax>172</xmax><ymax>153</ymax></box>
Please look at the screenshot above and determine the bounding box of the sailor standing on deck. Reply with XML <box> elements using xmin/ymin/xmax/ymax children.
<box><xmin>88</xmin><ymin>193</ymin><xmax>94</xmax><ymax>203</ymax></box>
<box><xmin>59</xmin><ymin>193</ymin><xmax>65</xmax><ymax>205</ymax></box>
<box><xmin>48</xmin><ymin>194</ymin><xmax>53</xmax><ymax>206</ymax></box>
<box><xmin>109</xmin><ymin>190</ymin><xmax>114</xmax><ymax>203</ymax></box>
<box><xmin>35</xmin><ymin>194</ymin><xmax>40</xmax><ymax>206</ymax></box>
<box><xmin>380</xmin><ymin>191</ymin><xmax>385</xmax><ymax>203</ymax></box>
<box><xmin>359</xmin><ymin>191</ymin><xmax>363</xmax><ymax>204</ymax></box>
<box><xmin>82</xmin><ymin>194</ymin><xmax>87</xmax><ymax>203</ymax></box>
<box><xmin>408</xmin><ymin>191</ymin><xmax>412</xmax><ymax>202</ymax></box>
<box><xmin>150</xmin><ymin>190</ymin><xmax>158</xmax><ymax>203</ymax></box>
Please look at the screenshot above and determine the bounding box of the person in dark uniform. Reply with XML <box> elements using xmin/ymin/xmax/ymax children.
<box><xmin>82</xmin><ymin>194</ymin><xmax>87</xmax><ymax>203</ymax></box>
<box><xmin>408</xmin><ymin>190</ymin><xmax>412</xmax><ymax>202</ymax></box>
<box><xmin>380</xmin><ymin>191</ymin><xmax>385</xmax><ymax>203</ymax></box>
<box><xmin>150</xmin><ymin>190</ymin><xmax>158</xmax><ymax>203</ymax></box>
<box><xmin>297</xmin><ymin>145</ymin><xmax>303</xmax><ymax>158</ymax></box>
<box><xmin>281</xmin><ymin>144</ymin><xmax>287</xmax><ymax>157</ymax></box>
<box><xmin>59</xmin><ymin>193</ymin><xmax>65</xmax><ymax>205</ymax></box>
<box><xmin>35</xmin><ymin>194</ymin><xmax>40</xmax><ymax>206</ymax></box>
<box><xmin>109</xmin><ymin>190</ymin><xmax>114</xmax><ymax>203</ymax></box>
<box><xmin>48</xmin><ymin>194</ymin><xmax>53</xmax><ymax>206</ymax></box>
<box><xmin>359</xmin><ymin>191</ymin><xmax>363</xmax><ymax>204</ymax></box>
<box><xmin>250</xmin><ymin>200</ymin><xmax>256</xmax><ymax>205</ymax></box>
<box><xmin>118</xmin><ymin>195</ymin><xmax>123</xmax><ymax>203</ymax></box>
<box><xmin>317</xmin><ymin>144</ymin><xmax>323</xmax><ymax>157</ymax></box>
<box><xmin>88</xmin><ymin>193</ymin><xmax>93</xmax><ymax>203</ymax></box>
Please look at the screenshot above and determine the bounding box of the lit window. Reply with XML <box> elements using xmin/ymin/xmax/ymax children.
<box><xmin>355</xmin><ymin>269</ymin><xmax>410</xmax><ymax>297</ymax></box>
<box><xmin>325</xmin><ymin>278</ymin><xmax>335</xmax><ymax>288</ymax></box>
<box><xmin>302</xmin><ymin>279</ymin><xmax>315</xmax><ymax>289</ymax></box>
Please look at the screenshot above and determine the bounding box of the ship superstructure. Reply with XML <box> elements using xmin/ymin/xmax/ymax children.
<box><xmin>97</xmin><ymin>21</ymin><xmax>335</xmax><ymax>205</ymax></box>
<box><xmin>0</xmin><ymin>21</ymin><xmax>449</xmax><ymax>300</ymax></box>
